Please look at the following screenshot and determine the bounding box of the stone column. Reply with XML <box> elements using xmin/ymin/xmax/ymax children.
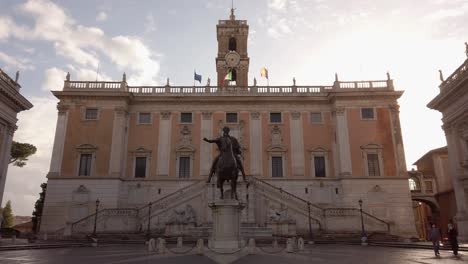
<box><xmin>249</xmin><ymin>112</ymin><xmax>262</xmax><ymax>177</ymax></box>
<box><xmin>157</xmin><ymin>111</ymin><xmax>172</xmax><ymax>177</ymax></box>
<box><xmin>200</xmin><ymin>112</ymin><xmax>212</xmax><ymax>177</ymax></box>
<box><xmin>0</xmin><ymin>125</ymin><xmax>15</xmax><ymax>206</ymax></box>
<box><xmin>445</xmin><ymin>125</ymin><xmax>468</xmax><ymax>241</ymax></box>
<box><xmin>108</xmin><ymin>107</ymin><xmax>128</xmax><ymax>177</ymax></box>
<box><xmin>289</xmin><ymin>112</ymin><xmax>305</xmax><ymax>176</ymax></box>
<box><xmin>334</xmin><ymin>107</ymin><xmax>352</xmax><ymax>176</ymax></box>
<box><xmin>389</xmin><ymin>104</ymin><xmax>408</xmax><ymax>177</ymax></box>
<box><xmin>48</xmin><ymin>104</ymin><xmax>69</xmax><ymax>178</ymax></box>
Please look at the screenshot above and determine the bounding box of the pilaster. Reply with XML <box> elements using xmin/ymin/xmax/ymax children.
<box><xmin>389</xmin><ymin>104</ymin><xmax>408</xmax><ymax>177</ymax></box>
<box><xmin>334</xmin><ymin>107</ymin><xmax>352</xmax><ymax>176</ymax></box>
<box><xmin>249</xmin><ymin>112</ymin><xmax>262</xmax><ymax>176</ymax></box>
<box><xmin>200</xmin><ymin>112</ymin><xmax>213</xmax><ymax>177</ymax></box>
<box><xmin>108</xmin><ymin>107</ymin><xmax>128</xmax><ymax>178</ymax></box>
<box><xmin>48</xmin><ymin>104</ymin><xmax>69</xmax><ymax>178</ymax></box>
<box><xmin>157</xmin><ymin>111</ymin><xmax>172</xmax><ymax>177</ymax></box>
<box><xmin>289</xmin><ymin>111</ymin><xmax>305</xmax><ymax>176</ymax></box>
<box><xmin>0</xmin><ymin>124</ymin><xmax>15</xmax><ymax>206</ymax></box>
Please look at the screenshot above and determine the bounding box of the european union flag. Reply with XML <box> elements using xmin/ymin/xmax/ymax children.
<box><xmin>194</xmin><ymin>71</ymin><xmax>202</xmax><ymax>83</ymax></box>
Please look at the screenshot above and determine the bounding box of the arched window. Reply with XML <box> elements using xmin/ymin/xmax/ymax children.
<box><xmin>231</xmin><ymin>69</ymin><xmax>237</xmax><ymax>82</ymax></box>
<box><xmin>409</xmin><ymin>177</ymin><xmax>421</xmax><ymax>191</ymax></box>
<box><xmin>229</xmin><ymin>37</ymin><xmax>237</xmax><ymax>51</ymax></box>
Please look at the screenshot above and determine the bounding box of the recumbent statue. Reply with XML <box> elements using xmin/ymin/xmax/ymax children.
<box><xmin>203</xmin><ymin>126</ymin><xmax>247</xmax><ymax>199</ymax></box>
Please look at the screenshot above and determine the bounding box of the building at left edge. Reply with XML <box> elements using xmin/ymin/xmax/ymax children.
<box><xmin>0</xmin><ymin>68</ymin><xmax>33</xmax><ymax>206</ymax></box>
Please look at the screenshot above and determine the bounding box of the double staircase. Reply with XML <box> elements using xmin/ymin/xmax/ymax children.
<box><xmin>51</xmin><ymin>177</ymin><xmax>391</xmax><ymax>239</ymax></box>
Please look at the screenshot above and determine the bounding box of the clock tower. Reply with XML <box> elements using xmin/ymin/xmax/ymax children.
<box><xmin>216</xmin><ymin>8</ymin><xmax>249</xmax><ymax>87</ymax></box>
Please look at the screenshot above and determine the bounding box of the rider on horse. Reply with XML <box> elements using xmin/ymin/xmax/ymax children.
<box><xmin>203</xmin><ymin>126</ymin><xmax>247</xmax><ymax>184</ymax></box>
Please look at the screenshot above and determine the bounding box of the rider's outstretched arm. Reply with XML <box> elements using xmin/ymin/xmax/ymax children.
<box><xmin>203</xmin><ymin>137</ymin><xmax>219</xmax><ymax>143</ymax></box>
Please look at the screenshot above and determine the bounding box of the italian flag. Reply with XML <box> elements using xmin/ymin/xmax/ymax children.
<box><xmin>224</xmin><ymin>70</ymin><xmax>232</xmax><ymax>81</ymax></box>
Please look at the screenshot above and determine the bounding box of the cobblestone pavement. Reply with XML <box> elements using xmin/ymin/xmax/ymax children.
<box><xmin>0</xmin><ymin>244</ymin><xmax>465</xmax><ymax>264</ymax></box>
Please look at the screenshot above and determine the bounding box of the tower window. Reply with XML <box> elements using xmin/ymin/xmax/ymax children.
<box><xmin>229</xmin><ymin>37</ymin><xmax>237</xmax><ymax>51</ymax></box>
<box><xmin>231</xmin><ymin>69</ymin><xmax>237</xmax><ymax>82</ymax></box>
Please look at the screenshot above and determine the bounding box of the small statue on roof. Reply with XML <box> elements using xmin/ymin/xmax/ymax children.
<box><xmin>387</xmin><ymin>71</ymin><xmax>391</xmax><ymax>80</ymax></box>
<box><xmin>293</xmin><ymin>77</ymin><xmax>296</xmax><ymax>86</ymax></box>
<box><xmin>122</xmin><ymin>72</ymin><xmax>126</xmax><ymax>82</ymax></box>
<box><xmin>15</xmin><ymin>71</ymin><xmax>19</xmax><ymax>83</ymax></box>
<box><xmin>206</xmin><ymin>77</ymin><xmax>211</xmax><ymax>86</ymax></box>
<box><xmin>66</xmin><ymin>72</ymin><xmax>70</xmax><ymax>81</ymax></box>
<box><xmin>166</xmin><ymin>78</ymin><xmax>170</xmax><ymax>86</ymax></box>
<box><xmin>439</xmin><ymin>70</ymin><xmax>444</xmax><ymax>82</ymax></box>
<box><xmin>465</xmin><ymin>42</ymin><xmax>468</xmax><ymax>58</ymax></box>
<box><xmin>253</xmin><ymin>77</ymin><xmax>257</xmax><ymax>86</ymax></box>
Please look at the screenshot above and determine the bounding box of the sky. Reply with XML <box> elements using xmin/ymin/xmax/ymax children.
<box><xmin>0</xmin><ymin>0</ymin><xmax>467</xmax><ymax>216</ymax></box>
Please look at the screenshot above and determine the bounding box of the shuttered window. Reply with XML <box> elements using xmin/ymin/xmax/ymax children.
<box><xmin>367</xmin><ymin>153</ymin><xmax>380</xmax><ymax>176</ymax></box>
<box><xmin>135</xmin><ymin>157</ymin><xmax>147</xmax><ymax>178</ymax></box>
<box><xmin>314</xmin><ymin>156</ymin><xmax>326</xmax><ymax>177</ymax></box>
<box><xmin>272</xmin><ymin>157</ymin><xmax>283</xmax><ymax>177</ymax></box>
<box><xmin>179</xmin><ymin>157</ymin><xmax>190</xmax><ymax>178</ymax></box>
<box><xmin>78</xmin><ymin>154</ymin><xmax>92</xmax><ymax>176</ymax></box>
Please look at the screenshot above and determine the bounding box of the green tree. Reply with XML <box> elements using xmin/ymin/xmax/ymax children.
<box><xmin>1</xmin><ymin>200</ymin><xmax>14</xmax><ymax>228</ymax></box>
<box><xmin>32</xmin><ymin>183</ymin><xmax>47</xmax><ymax>233</ymax></box>
<box><xmin>10</xmin><ymin>141</ymin><xmax>37</xmax><ymax>167</ymax></box>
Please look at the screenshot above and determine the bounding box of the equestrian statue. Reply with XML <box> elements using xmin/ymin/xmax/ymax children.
<box><xmin>203</xmin><ymin>126</ymin><xmax>247</xmax><ymax>199</ymax></box>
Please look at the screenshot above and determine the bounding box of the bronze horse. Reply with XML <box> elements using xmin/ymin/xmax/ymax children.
<box><xmin>204</xmin><ymin>127</ymin><xmax>241</xmax><ymax>200</ymax></box>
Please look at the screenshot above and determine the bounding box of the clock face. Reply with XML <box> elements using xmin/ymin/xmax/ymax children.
<box><xmin>225</xmin><ymin>51</ymin><xmax>240</xmax><ymax>67</ymax></box>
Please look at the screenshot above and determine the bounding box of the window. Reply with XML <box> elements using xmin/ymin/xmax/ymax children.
<box><xmin>409</xmin><ymin>178</ymin><xmax>420</xmax><ymax>191</ymax></box>
<box><xmin>231</xmin><ymin>69</ymin><xmax>237</xmax><ymax>82</ymax></box>
<box><xmin>134</xmin><ymin>157</ymin><xmax>147</xmax><ymax>178</ymax></box>
<box><xmin>180</xmin><ymin>113</ymin><xmax>192</xmax><ymax>123</ymax></box>
<box><xmin>314</xmin><ymin>156</ymin><xmax>326</xmax><ymax>177</ymax></box>
<box><xmin>310</xmin><ymin>112</ymin><xmax>322</xmax><ymax>124</ymax></box>
<box><xmin>138</xmin><ymin>113</ymin><xmax>151</xmax><ymax>124</ymax></box>
<box><xmin>367</xmin><ymin>153</ymin><xmax>380</xmax><ymax>176</ymax></box>
<box><xmin>179</xmin><ymin>157</ymin><xmax>190</xmax><ymax>178</ymax></box>
<box><xmin>425</xmin><ymin>181</ymin><xmax>433</xmax><ymax>193</ymax></box>
<box><xmin>78</xmin><ymin>154</ymin><xmax>92</xmax><ymax>176</ymax></box>
<box><xmin>229</xmin><ymin>37</ymin><xmax>237</xmax><ymax>51</ymax></box>
<box><xmin>85</xmin><ymin>108</ymin><xmax>98</xmax><ymax>120</ymax></box>
<box><xmin>226</xmin><ymin>113</ymin><xmax>238</xmax><ymax>123</ymax></box>
<box><xmin>361</xmin><ymin>108</ymin><xmax>375</xmax><ymax>120</ymax></box>
<box><xmin>272</xmin><ymin>156</ymin><xmax>283</xmax><ymax>177</ymax></box>
<box><xmin>270</xmin><ymin>112</ymin><xmax>282</xmax><ymax>123</ymax></box>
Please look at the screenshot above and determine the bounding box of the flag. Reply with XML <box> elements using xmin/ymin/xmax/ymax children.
<box><xmin>194</xmin><ymin>71</ymin><xmax>202</xmax><ymax>83</ymax></box>
<box><xmin>260</xmin><ymin>67</ymin><xmax>268</xmax><ymax>79</ymax></box>
<box><xmin>224</xmin><ymin>70</ymin><xmax>232</xmax><ymax>81</ymax></box>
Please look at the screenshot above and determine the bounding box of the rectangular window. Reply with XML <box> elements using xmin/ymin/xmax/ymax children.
<box><xmin>78</xmin><ymin>154</ymin><xmax>92</xmax><ymax>176</ymax></box>
<box><xmin>179</xmin><ymin>157</ymin><xmax>190</xmax><ymax>178</ymax></box>
<box><xmin>135</xmin><ymin>157</ymin><xmax>147</xmax><ymax>178</ymax></box>
<box><xmin>367</xmin><ymin>153</ymin><xmax>380</xmax><ymax>176</ymax></box>
<box><xmin>270</xmin><ymin>112</ymin><xmax>282</xmax><ymax>123</ymax></box>
<box><xmin>361</xmin><ymin>108</ymin><xmax>375</xmax><ymax>120</ymax></box>
<box><xmin>310</xmin><ymin>112</ymin><xmax>322</xmax><ymax>124</ymax></box>
<box><xmin>138</xmin><ymin>113</ymin><xmax>151</xmax><ymax>124</ymax></box>
<box><xmin>180</xmin><ymin>112</ymin><xmax>192</xmax><ymax>123</ymax></box>
<box><xmin>272</xmin><ymin>156</ymin><xmax>283</xmax><ymax>177</ymax></box>
<box><xmin>85</xmin><ymin>108</ymin><xmax>98</xmax><ymax>120</ymax></box>
<box><xmin>226</xmin><ymin>113</ymin><xmax>238</xmax><ymax>123</ymax></box>
<box><xmin>314</xmin><ymin>156</ymin><xmax>326</xmax><ymax>177</ymax></box>
<box><xmin>425</xmin><ymin>181</ymin><xmax>433</xmax><ymax>193</ymax></box>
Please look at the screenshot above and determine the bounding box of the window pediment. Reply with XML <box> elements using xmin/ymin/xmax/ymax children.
<box><xmin>76</xmin><ymin>144</ymin><xmax>97</xmax><ymax>152</ymax></box>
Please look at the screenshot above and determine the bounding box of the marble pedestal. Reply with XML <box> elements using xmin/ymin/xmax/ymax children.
<box><xmin>209</xmin><ymin>200</ymin><xmax>245</xmax><ymax>249</ymax></box>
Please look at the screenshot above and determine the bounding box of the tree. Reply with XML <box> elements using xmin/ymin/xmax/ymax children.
<box><xmin>32</xmin><ymin>183</ymin><xmax>47</xmax><ymax>233</ymax></box>
<box><xmin>10</xmin><ymin>141</ymin><xmax>37</xmax><ymax>167</ymax></box>
<box><xmin>1</xmin><ymin>200</ymin><xmax>14</xmax><ymax>228</ymax></box>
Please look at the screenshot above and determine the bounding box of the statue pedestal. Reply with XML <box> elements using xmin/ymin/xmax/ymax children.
<box><xmin>209</xmin><ymin>200</ymin><xmax>245</xmax><ymax>249</ymax></box>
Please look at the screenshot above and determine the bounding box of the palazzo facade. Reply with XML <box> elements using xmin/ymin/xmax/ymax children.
<box><xmin>41</xmin><ymin>11</ymin><xmax>417</xmax><ymax>238</ymax></box>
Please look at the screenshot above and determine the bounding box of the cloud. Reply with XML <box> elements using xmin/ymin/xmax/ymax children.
<box><xmin>0</xmin><ymin>51</ymin><xmax>35</xmax><ymax>71</ymax></box>
<box><xmin>96</xmin><ymin>11</ymin><xmax>108</xmax><ymax>22</ymax></box>
<box><xmin>43</xmin><ymin>67</ymin><xmax>67</xmax><ymax>91</ymax></box>
<box><xmin>1</xmin><ymin>0</ymin><xmax>161</xmax><ymax>84</ymax></box>
<box><xmin>2</xmin><ymin>95</ymin><xmax>58</xmax><ymax>215</ymax></box>
<box><xmin>145</xmin><ymin>14</ymin><xmax>157</xmax><ymax>33</ymax></box>
<box><xmin>268</xmin><ymin>0</ymin><xmax>288</xmax><ymax>11</ymax></box>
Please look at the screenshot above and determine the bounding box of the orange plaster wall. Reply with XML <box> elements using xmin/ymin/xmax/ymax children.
<box><xmin>302</xmin><ymin>111</ymin><xmax>335</xmax><ymax>177</ymax></box>
<box><xmin>61</xmin><ymin>107</ymin><xmax>114</xmax><ymax>177</ymax></box>
<box><xmin>347</xmin><ymin>108</ymin><xmax>396</xmax><ymax>177</ymax></box>
<box><xmin>126</xmin><ymin>112</ymin><xmax>159</xmax><ymax>179</ymax></box>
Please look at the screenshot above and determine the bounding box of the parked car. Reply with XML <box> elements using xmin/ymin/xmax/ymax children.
<box><xmin>0</xmin><ymin>228</ymin><xmax>21</xmax><ymax>238</ymax></box>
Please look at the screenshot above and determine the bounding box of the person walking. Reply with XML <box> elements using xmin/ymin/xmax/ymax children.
<box><xmin>429</xmin><ymin>223</ymin><xmax>441</xmax><ymax>257</ymax></box>
<box><xmin>448</xmin><ymin>221</ymin><xmax>459</xmax><ymax>256</ymax></box>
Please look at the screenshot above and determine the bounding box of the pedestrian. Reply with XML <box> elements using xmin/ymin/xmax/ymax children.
<box><xmin>448</xmin><ymin>221</ymin><xmax>459</xmax><ymax>256</ymax></box>
<box><xmin>429</xmin><ymin>223</ymin><xmax>441</xmax><ymax>257</ymax></box>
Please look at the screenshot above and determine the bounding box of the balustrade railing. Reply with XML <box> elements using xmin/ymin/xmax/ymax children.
<box><xmin>63</xmin><ymin>79</ymin><xmax>392</xmax><ymax>95</ymax></box>
<box><xmin>441</xmin><ymin>59</ymin><xmax>468</xmax><ymax>91</ymax></box>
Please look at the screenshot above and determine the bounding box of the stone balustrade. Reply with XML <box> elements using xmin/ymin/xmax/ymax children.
<box><xmin>440</xmin><ymin>59</ymin><xmax>468</xmax><ymax>91</ymax></box>
<box><xmin>62</xmin><ymin>79</ymin><xmax>394</xmax><ymax>96</ymax></box>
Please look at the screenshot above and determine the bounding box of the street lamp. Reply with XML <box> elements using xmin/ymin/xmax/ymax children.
<box><xmin>146</xmin><ymin>202</ymin><xmax>152</xmax><ymax>239</ymax></box>
<box><xmin>92</xmin><ymin>198</ymin><xmax>100</xmax><ymax>237</ymax></box>
<box><xmin>358</xmin><ymin>199</ymin><xmax>367</xmax><ymax>245</ymax></box>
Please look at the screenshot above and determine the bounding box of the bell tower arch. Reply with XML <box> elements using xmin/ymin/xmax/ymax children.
<box><xmin>216</xmin><ymin>8</ymin><xmax>249</xmax><ymax>87</ymax></box>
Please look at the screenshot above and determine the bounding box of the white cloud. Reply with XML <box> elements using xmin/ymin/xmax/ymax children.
<box><xmin>2</xmin><ymin>0</ymin><xmax>161</xmax><ymax>84</ymax></box>
<box><xmin>268</xmin><ymin>0</ymin><xmax>288</xmax><ymax>11</ymax></box>
<box><xmin>43</xmin><ymin>67</ymin><xmax>67</xmax><ymax>91</ymax></box>
<box><xmin>96</xmin><ymin>11</ymin><xmax>108</xmax><ymax>22</ymax></box>
<box><xmin>2</xmin><ymin>96</ymin><xmax>58</xmax><ymax>215</ymax></box>
<box><xmin>0</xmin><ymin>51</ymin><xmax>35</xmax><ymax>71</ymax></box>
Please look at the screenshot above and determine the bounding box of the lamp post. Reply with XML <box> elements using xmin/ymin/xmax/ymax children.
<box><xmin>93</xmin><ymin>199</ymin><xmax>100</xmax><ymax>237</ymax></box>
<box><xmin>146</xmin><ymin>202</ymin><xmax>152</xmax><ymax>239</ymax></box>
<box><xmin>358</xmin><ymin>199</ymin><xmax>367</xmax><ymax>245</ymax></box>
